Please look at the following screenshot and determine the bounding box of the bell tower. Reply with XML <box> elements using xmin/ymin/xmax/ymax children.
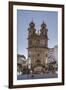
<box><xmin>40</xmin><ymin>21</ymin><xmax>48</xmax><ymax>47</ymax></box>
<box><xmin>28</xmin><ymin>21</ymin><xmax>36</xmax><ymax>37</ymax></box>
<box><xmin>27</xmin><ymin>20</ymin><xmax>36</xmax><ymax>58</ymax></box>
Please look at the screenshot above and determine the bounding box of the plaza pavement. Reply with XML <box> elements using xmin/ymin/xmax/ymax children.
<box><xmin>17</xmin><ymin>72</ymin><xmax>58</xmax><ymax>80</ymax></box>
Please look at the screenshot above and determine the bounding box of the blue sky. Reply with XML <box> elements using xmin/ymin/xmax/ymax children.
<box><xmin>17</xmin><ymin>10</ymin><xmax>58</xmax><ymax>58</ymax></box>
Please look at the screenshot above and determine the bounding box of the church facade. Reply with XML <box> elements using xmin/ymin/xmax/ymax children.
<box><xmin>27</xmin><ymin>21</ymin><xmax>48</xmax><ymax>74</ymax></box>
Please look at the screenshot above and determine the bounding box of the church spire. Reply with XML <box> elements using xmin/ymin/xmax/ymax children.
<box><xmin>40</xmin><ymin>21</ymin><xmax>48</xmax><ymax>36</ymax></box>
<box><xmin>41</xmin><ymin>21</ymin><xmax>46</xmax><ymax>29</ymax></box>
<box><xmin>29</xmin><ymin>20</ymin><xmax>35</xmax><ymax>28</ymax></box>
<box><xmin>28</xmin><ymin>20</ymin><xmax>36</xmax><ymax>36</ymax></box>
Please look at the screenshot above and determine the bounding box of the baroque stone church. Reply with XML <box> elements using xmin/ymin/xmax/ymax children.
<box><xmin>27</xmin><ymin>20</ymin><xmax>48</xmax><ymax>74</ymax></box>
